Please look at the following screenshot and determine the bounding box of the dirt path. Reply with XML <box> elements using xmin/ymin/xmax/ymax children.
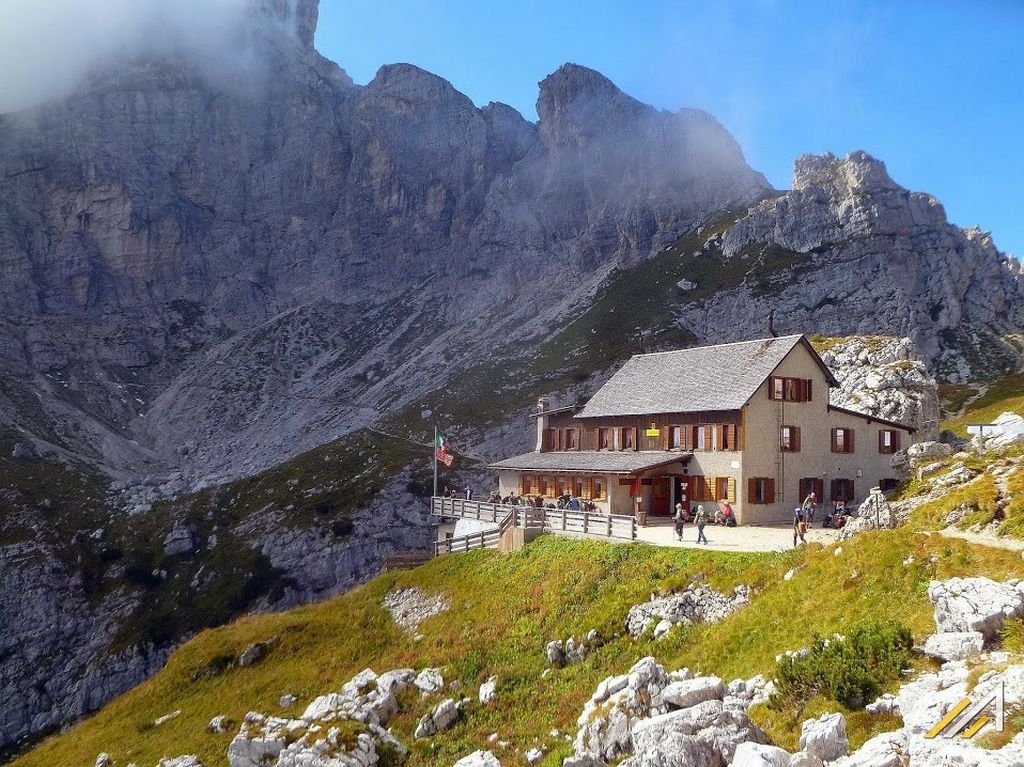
<box><xmin>935</xmin><ymin>526</ymin><xmax>1024</xmax><ymax>552</ymax></box>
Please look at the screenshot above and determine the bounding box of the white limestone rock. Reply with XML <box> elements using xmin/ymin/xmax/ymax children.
<box><xmin>479</xmin><ymin>677</ymin><xmax>497</xmax><ymax>705</ymax></box>
<box><xmin>799</xmin><ymin>712</ymin><xmax>848</xmax><ymax>762</ymax></box>
<box><xmin>907</xmin><ymin>441</ymin><xmax>953</xmax><ymax>464</ymax></box>
<box><xmin>454</xmin><ymin>751</ymin><xmax>502</xmax><ymax>767</ymax></box>
<box><xmin>95</xmin><ymin>755</ymin><xmax>111</xmax><ymax>767</ymax></box>
<box><xmin>414</xmin><ymin>667</ymin><xmax>445</xmax><ymax>695</ymax></box>
<box><xmin>208</xmin><ymin>714</ymin><xmax>233</xmax><ymax>732</ymax></box>
<box><xmin>414</xmin><ymin>697</ymin><xmax>462</xmax><ymax>739</ymax></box>
<box><xmin>383</xmin><ymin>588</ymin><xmax>450</xmax><ymax>632</ymax></box>
<box><xmin>661</xmin><ymin>676</ymin><xmax>725</xmax><ymax>710</ymax></box>
<box><xmin>928</xmin><ymin>577</ymin><xmax>1024</xmax><ymax>639</ymax></box>
<box><xmin>629</xmin><ymin>702</ymin><xmax>767</xmax><ymax>766</ymax></box>
<box><xmin>625</xmin><ymin>584</ymin><xmax>750</xmax><ymax>638</ymax></box>
<box><xmin>731</xmin><ymin>742</ymin><xmax>793</xmax><ymax>767</ymax></box>
<box><xmin>159</xmin><ymin>757</ymin><xmax>203</xmax><ymax>767</ymax></box>
<box><xmin>864</xmin><ymin>693</ymin><xmax>899</xmax><ymax>716</ymax></box>
<box><xmin>570</xmin><ymin>656</ymin><xmax>671</xmax><ymax>764</ymax></box>
<box><xmin>525</xmin><ymin>747</ymin><xmax>544</xmax><ymax>764</ymax></box>
<box><xmin>920</xmin><ymin>631</ymin><xmax>985</xmax><ymax>661</ymax></box>
<box><xmin>826</xmin><ymin>729</ymin><xmax>907</xmax><ymax>767</ymax></box>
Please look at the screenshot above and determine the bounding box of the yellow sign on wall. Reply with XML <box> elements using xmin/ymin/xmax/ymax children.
<box><xmin>645</xmin><ymin>423</ymin><xmax>661</xmax><ymax>438</ymax></box>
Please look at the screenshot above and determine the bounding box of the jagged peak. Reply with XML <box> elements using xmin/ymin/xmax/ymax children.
<box><xmin>253</xmin><ymin>0</ymin><xmax>319</xmax><ymax>50</ymax></box>
<box><xmin>536</xmin><ymin>63</ymin><xmax>629</xmax><ymax>124</ymax></box>
<box><xmin>368</xmin><ymin>63</ymin><xmax>468</xmax><ymax>100</ymax></box>
<box><xmin>792</xmin><ymin>150</ymin><xmax>899</xmax><ymax>193</ymax></box>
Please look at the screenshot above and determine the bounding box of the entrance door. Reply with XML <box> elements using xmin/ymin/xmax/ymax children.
<box><xmin>799</xmin><ymin>478</ymin><xmax>824</xmax><ymax>504</ymax></box>
<box><xmin>673</xmin><ymin>476</ymin><xmax>691</xmax><ymax>512</ymax></box>
<box><xmin>652</xmin><ymin>477</ymin><xmax>672</xmax><ymax>516</ymax></box>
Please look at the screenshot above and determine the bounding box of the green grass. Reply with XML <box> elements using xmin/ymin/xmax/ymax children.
<box><xmin>13</xmin><ymin>529</ymin><xmax>1024</xmax><ymax>767</ymax></box>
<box><xmin>943</xmin><ymin>374</ymin><xmax>1024</xmax><ymax>436</ymax></box>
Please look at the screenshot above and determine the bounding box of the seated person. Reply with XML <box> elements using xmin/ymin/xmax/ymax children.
<box><xmin>718</xmin><ymin>501</ymin><xmax>736</xmax><ymax>526</ymax></box>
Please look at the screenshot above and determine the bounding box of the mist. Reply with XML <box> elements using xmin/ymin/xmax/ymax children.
<box><xmin>0</xmin><ymin>0</ymin><xmax>306</xmax><ymax>113</ymax></box>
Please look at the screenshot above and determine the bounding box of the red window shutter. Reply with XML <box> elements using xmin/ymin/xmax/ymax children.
<box><xmin>806</xmin><ymin>379</ymin><xmax>813</xmax><ymax>401</ymax></box>
<box><xmin>768</xmin><ymin>377</ymin><xmax>776</xmax><ymax>400</ymax></box>
<box><xmin>792</xmin><ymin>427</ymin><xmax>801</xmax><ymax>452</ymax></box>
<box><xmin>716</xmin><ymin>425</ymin><xmax>724</xmax><ymax>450</ymax></box>
<box><xmin>726</xmin><ymin>423</ymin><xmax>736</xmax><ymax>450</ymax></box>
<box><xmin>766</xmin><ymin>478</ymin><xmax>776</xmax><ymax>503</ymax></box>
<box><xmin>690</xmin><ymin>425</ymin><xmax>699</xmax><ymax>449</ymax></box>
<box><xmin>831</xmin><ymin>428</ymin><xmax>838</xmax><ymax>453</ymax></box>
<box><xmin>748</xmin><ymin>478</ymin><xmax>758</xmax><ymax>504</ymax></box>
<box><xmin>878</xmin><ymin>430</ymin><xmax>885</xmax><ymax>453</ymax></box>
<box><xmin>848</xmin><ymin>430</ymin><xmax>855</xmax><ymax>453</ymax></box>
<box><xmin>893</xmin><ymin>431</ymin><xmax>901</xmax><ymax>451</ymax></box>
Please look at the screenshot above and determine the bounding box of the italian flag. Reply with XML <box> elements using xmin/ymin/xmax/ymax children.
<box><xmin>435</xmin><ymin>433</ymin><xmax>454</xmax><ymax>466</ymax></box>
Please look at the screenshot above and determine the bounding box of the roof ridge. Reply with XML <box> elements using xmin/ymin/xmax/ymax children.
<box><xmin>628</xmin><ymin>334</ymin><xmax>804</xmax><ymax>359</ymax></box>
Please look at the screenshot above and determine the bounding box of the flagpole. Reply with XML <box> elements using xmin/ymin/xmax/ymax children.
<box><xmin>433</xmin><ymin>424</ymin><xmax>438</xmax><ymax>498</ymax></box>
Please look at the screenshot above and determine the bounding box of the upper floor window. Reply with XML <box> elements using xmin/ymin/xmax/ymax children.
<box><xmin>565</xmin><ymin>429</ymin><xmax>579</xmax><ymax>450</ymax></box>
<box><xmin>780</xmin><ymin>425</ymin><xmax>801</xmax><ymax>452</ymax></box>
<box><xmin>598</xmin><ymin>428</ymin><xmax>611</xmax><ymax>450</ymax></box>
<box><xmin>831</xmin><ymin>427</ymin><xmax>854</xmax><ymax>453</ymax></box>
<box><xmin>879</xmin><ymin>429</ymin><xmax>901</xmax><ymax>454</ymax></box>
<box><xmin>769</xmin><ymin>376</ymin><xmax>813</xmax><ymax>402</ymax></box>
<box><xmin>669</xmin><ymin>425</ymin><xmax>682</xmax><ymax>449</ymax></box>
<box><xmin>621</xmin><ymin>426</ymin><xmax>637</xmax><ymax>451</ymax></box>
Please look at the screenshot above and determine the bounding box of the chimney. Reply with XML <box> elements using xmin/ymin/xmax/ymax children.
<box><xmin>536</xmin><ymin>397</ymin><xmax>551</xmax><ymax>452</ymax></box>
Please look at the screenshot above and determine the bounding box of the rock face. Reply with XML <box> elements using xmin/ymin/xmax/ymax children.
<box><xmin>818</xmin><ymin>336</ymin><xmax>940</xmax><ymax>438</ymax></box>
<box><xmin>677</xmin><ymin>151</ymin><xmax>1024</xmax><ymax>382</ymax></box>
<box><xmin>928</xmin><ymin>577</ymin><xmax>1024</xmax><ymax>639</ymax></box>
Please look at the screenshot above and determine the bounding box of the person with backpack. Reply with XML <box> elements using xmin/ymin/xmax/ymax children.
<box><xmin>673</xmin><ymin>502</ymin><xmax>686</xmax><ymax>542</ymax></box>
<box><xmin>793</xmin><ymin>507</ymin><xmax>807</xmax><ymax>547</ymax></box>
<box><xmin>694</xmin><ymin>504</ymin><xmax>709</xmax><ymax>545</ymax></box>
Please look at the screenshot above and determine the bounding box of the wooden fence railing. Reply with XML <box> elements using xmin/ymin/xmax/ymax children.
<box><xmin>430</xmin><ymin>497</ymin><xmax>637</xmax><ymax>543</ymax></box>
<box><xmin>433</xmin><ymin>528</ymin><xmax>502</xmax><ymax>556</ymax></box>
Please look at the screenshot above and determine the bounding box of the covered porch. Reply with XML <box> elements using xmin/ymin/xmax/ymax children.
<box><xmin>488</xmin><ymin>450</ymin><xmax>694</xmax><ymax>517</ymax></box>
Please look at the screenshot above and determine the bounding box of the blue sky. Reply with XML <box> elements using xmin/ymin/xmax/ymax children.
<box><xmin>317</xmin><ymin>0</ymin><xmax>1023</xmax><ymax>257</ymax></box>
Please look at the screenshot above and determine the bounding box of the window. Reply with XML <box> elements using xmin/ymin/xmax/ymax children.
<box><xmin>670</xmin><ymin>425</ymin><xmax>682</xmax><ymax>449</ymax></box>
<box><xmin>716</xmin><ymin>477</ymin><xmax>730</xmax><ymax>501</ymax></box>
<box><xmin>780</xmin><ymin>425</ymin><xmax>801</xmax><ymax>452</ymax></box>
<box><xmin>621</xmin><ymin>426</ymin><xmax>637</xmax><ymax>451</ymax></box>
<box><xmin>831</xmin><ymin>478</ymin><xmax>855</xmax><ymax>502</ymax></box>
<box><xmin>879</xmin><ymin>478</ymin><xmax>899</xmax><ymax>493</ymax></box>
<box><xmin>722</xmin><ymin>423</ymin><xmax>737</xmax><ymax>450</ymax></box>
<box><xmin>695</xmin><ymin>426</ymin><xmax>706</xmax><ymax>450</ymax></box>
<box><xmin>593</xmin><ymin>477</ymin><xmax>606</xmax><ymax>501</ymax></box>
<box><xmin>748</xmin><ymin>477</ymin><xmax>775</xmax><ymax>504</ymax></box>
<box><xmin>831</xmin><ymin>427</ymin><xmax>854</xmax><ymax>453</ymax></box>
<box><xmin>598</xmin><ymin>428</ymin><xmax>611</xmax><ymax>450</ymax></box>
<box><xmin>879</xmin><ymin>429</ymin><xmax>901</xmax><ymax>454</ymax></box>
<box><xmin>769</xmin><ymin>377</ymin><xmax>813</xmax><ymax>402</ymax></box>
<box><xmin>565</xmin><ymin>429</ymin><xmax>579</xmax><ymax>450</ymax></box>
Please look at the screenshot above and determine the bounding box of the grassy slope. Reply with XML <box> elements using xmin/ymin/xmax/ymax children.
<box><xmin>943</xmin><ymin>373</ymin><xmax>1024</xmax><ymax>436</ymax></box>
<box><xmin>14</xmin><ymin>531</ymin><xmax>1024</xmax><ymax>767</ymax></box>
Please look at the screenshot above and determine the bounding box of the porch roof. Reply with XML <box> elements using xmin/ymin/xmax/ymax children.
<box><xmin>488</xmin><ymin>450</ymin><xmax>690</xmax><ymax>475</ymax></box>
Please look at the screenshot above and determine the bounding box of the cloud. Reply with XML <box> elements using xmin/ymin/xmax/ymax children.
<box><xmin>0</xmin><ymin>0</ymin><xmax>305</xmax><ymax>113</ymax></box>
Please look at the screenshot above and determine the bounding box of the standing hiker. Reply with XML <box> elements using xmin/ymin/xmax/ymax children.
<box><xmin>673</xmin><ymin>502</ymin><xmax>686</xmax><ymax>542</ymax></box>
<box><xmin>695</xmin><ymin>504</ymin><xmax>709</xmax><ymax>545</ymax></box>
<box><xmin>793</xmin><ymin>507</ymin><xmax>807</xmax><ymax>547</ymax></box>
<box><xmin>802</xmin><ymin>491</ymin><xmax>817</xmax><ymax>526</ymax></box>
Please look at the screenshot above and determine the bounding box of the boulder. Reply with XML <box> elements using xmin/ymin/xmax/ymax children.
<box><xmin>454</xmin><ymin>751</ymin><xmax>502</xmax><ymax>767</ymax></box>
<box><xmin>928</xmin><ymin>577</ymin><xmax>1024</xmax><ymax>639</ymax></box>
<box><xmin>414</xmin><ymin>667</ymin><xmax>445</xmax><ymax>694</ymax></box>
<box><xmin>414</xmin><ymin>697</ymin><xmax>462</xmax><ymax>739</ymax></box>
<box><xmin>787</xmin><ymin>753</ymin><xmax>822</xmax><ymax>767</ymax></box>
<box><xmin>920</xmin><ymin>631</ymin><xmax>985</xmax><ymax>662</ymax></box>
<box><xmin>661</xmin><ymin>676</ymin><xmax>725</xmax><ymax>710</ymax></box>
<box><xmin>629</xmin><ymin>704</ymin><xmax>768</xmax><ymax>766</ymax></box>
<box><xmin>162</xmin><ymin>524</ymin><xmax>197</xmax><ymax>556</ymax></box>
<box><xmin>11</xmin><ymin>442</ymin><xmax>36</xmax><ymax>459</ymax></box>
<box><xmin>525</xmin><ymin>747</ymin><xmax>544</xmax><ymax>763</ymax></box>
<box><xmin>906</xmin><ymin>441</ymin><xmax>952</xmax><ymax>464</ymax></box>
<box><xmin>546</xmin><ymin>640</ymin><xmax>566</xmax><ymax>667</ymax></box>
<box><xmin>238</xmin><ymin>636</ymin><xmax>280</xmax><ymax>668</ymax></box>
<box><xmin>799</xmin><ymin>713</ymin><xmax>848</xmax><ymax>762</ymax></box>
<box><xmin>159</xmin><ymin>758</ymin><xmax>203</xmax><ymax>767</ymax></box>
<box><xmin>864</xmin><ymin>693</ymin><xmax>899</xmax><ymax>716</ymax></box>
<box><xmin>279</xmin><ymin>693</ymin><xmax>297</xmax><ymax>708</ymax></box>
<box><xmin>479</xmin><ymin>676</ymin><xmax>497</xmax><ymax>705</ymax></box>
<box><xmin>208</xmin><ymin>715</ymin><xmax>233</xmax><ymax>733</ymax></box>
<box><xmin>95</xmin><ymin>755</ymin><xmax>111</xmax><ymax>767</ymax></box>
<box><xmin>731</xmin><ymin>742</ymin><xmax>792</xmax><ymax>767</ymax></box>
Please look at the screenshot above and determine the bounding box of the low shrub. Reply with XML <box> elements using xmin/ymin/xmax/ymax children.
<box><xmin>771</xmin><ymin>620</ymin><xmax>913</xmax><ymax>709</ymax></box>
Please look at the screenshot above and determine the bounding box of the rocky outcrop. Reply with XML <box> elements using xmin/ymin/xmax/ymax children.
<box><xmin>677</xmin><ymin>151</ymin><xmax>1023</xmax><ymax>381</ymax></box>
<box><xmin>928</xmin><ymin>576</ymin><xmax>1024</xmax><ymax>639</ymax></box>
<box><xmin>382</xmin><ymin>588</ymin><xmax>450</xmax><ymax>632</ymax></box>
<box><xmin>625</xmin><ymin>583</ymin><xmax>751</xmax><ymax>638</ymax></box>
<box><xmin>818</xmin><ymin>336</ymin><xmax>940</xmax><ymax>438</ymax></box>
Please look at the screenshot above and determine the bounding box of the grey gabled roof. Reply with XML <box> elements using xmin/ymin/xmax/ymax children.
<box><xmin>576</xmin><ymin>335</ymin><xmax>836</xmax><ymax>418</ymax></box>
<box><xmin>488</xmin><ymin>451</ymin><xmax>690</xmax><ymax>474</ymax></box>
